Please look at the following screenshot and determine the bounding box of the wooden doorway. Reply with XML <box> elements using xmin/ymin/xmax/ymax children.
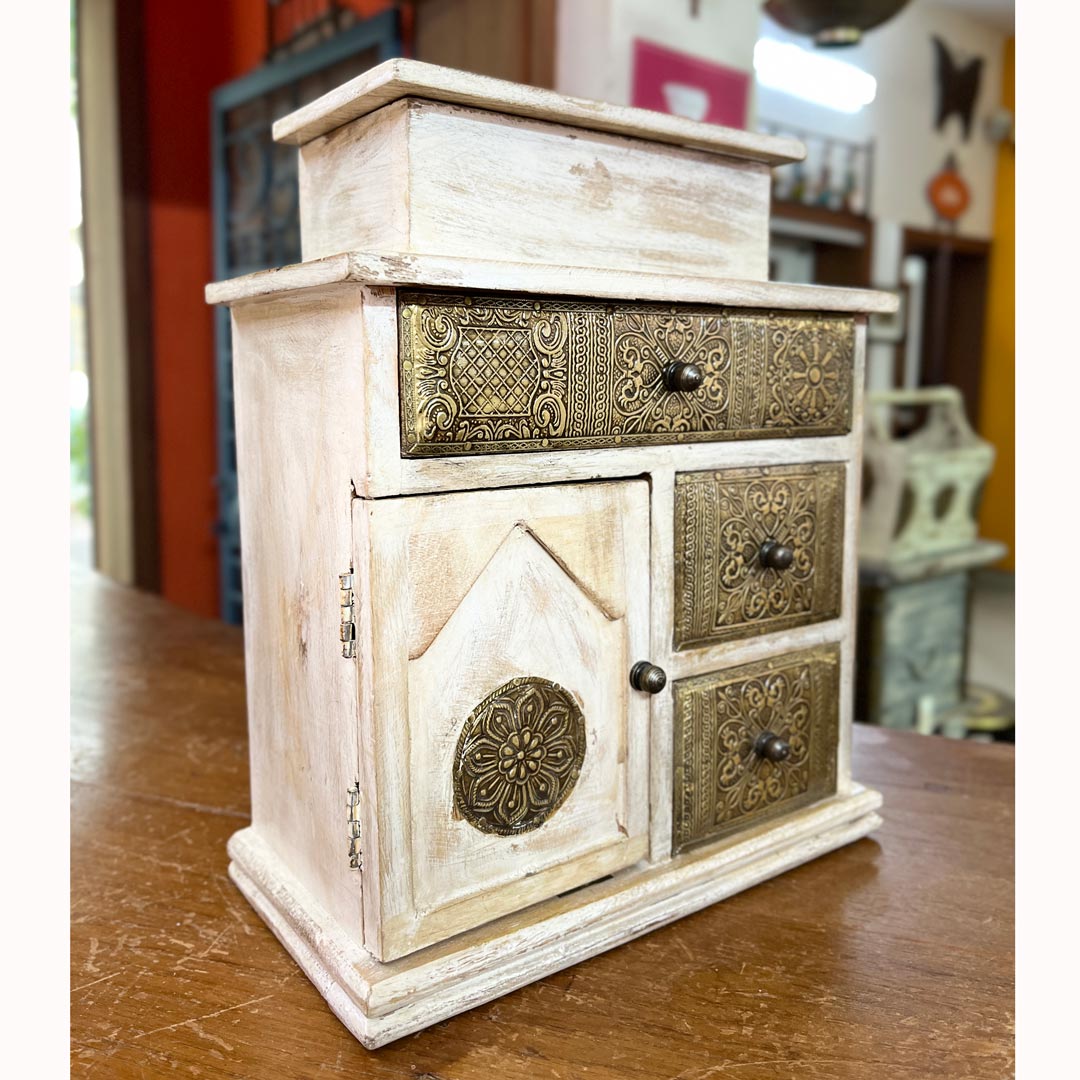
<box><xmin>900</xmin><ymin>228</ymin><xmax>991</xmax><ymax>429</ymax></box>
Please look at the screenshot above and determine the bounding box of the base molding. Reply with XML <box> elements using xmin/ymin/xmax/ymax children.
<box><xmin>228</xmin><ymin>787</ymin><xmax>882</xmax><ymax>1048</ymax></box>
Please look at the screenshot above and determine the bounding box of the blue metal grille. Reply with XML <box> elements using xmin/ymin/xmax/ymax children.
<box><xmin>211</xmin><ymin>11</ymin><xmax>400</xmax><ymax>623</ymax></box>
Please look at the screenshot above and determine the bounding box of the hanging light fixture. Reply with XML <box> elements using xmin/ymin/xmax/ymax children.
<box><xmin>763</xmin><ymin>1</ymin><xmax>912</xmax><ymax>47</ymax></box>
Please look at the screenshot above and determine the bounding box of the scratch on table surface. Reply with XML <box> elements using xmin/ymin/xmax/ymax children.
<box><xmin>162</xmin><ymin>826</ymin><xmax>196</xmax><ymax>848</ymax></box>
<box><xmin>670</xmin><ymin>925</ymin><xmax>696</xmax><ymax>963</ymax></box>
<box><xmin>72</xmin><ymin>971</ymin><xmax>120</xmax><ymax>994</ymax></box>
<box><xmin>174</xmin><ymin>923</ymin><xmax>232</xmax><ymax>970</ymax></box>
<box><xmin>186</xmin><ymin>1021</ymin><xmax>235</xmax><ymax>1053</ymax></box>
<box><xmin>88</xmin><ymin>838</ymin><xmax>200</xmax><ymax>876</ymax></box>
<box><xmin>83</xmin><ymin>937</ymin><xmax>103</xmax><ymax>975</ymax></box>
<box><xmin>131</xmin><ymin>992</ymin><xmax>280</xmax><ymax>1041</ymax></box>
<box><xmin>215</xmin><ymin>875</ymin><xmax>257</xmax><ymax>936</ymax></box>
<box><xmin>671</xmin><ymin>1062</ymin><xmax>856</xmax><ymax>1079</ymax></box>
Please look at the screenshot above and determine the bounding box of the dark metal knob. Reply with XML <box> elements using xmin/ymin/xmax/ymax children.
<box><xmin>663</xmin><ymin>362</ymin><xmax>704</xmax><ymax>393</ymax></box>
<box><xmin>755</xmin><ymin>732</ymin><xmax>791</xmax><ymax>763</ymax></box>
<box><xmin>759</xmin><ymin>539</ymin><xmax>795</xmax><ymax>571</ymax></box>
<box><xmin>630</xmin><ymin>661</ymin><xmax>667</xmax><ymax>694</ymax></box>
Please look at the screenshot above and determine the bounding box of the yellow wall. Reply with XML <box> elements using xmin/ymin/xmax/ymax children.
<box><xmin>977</xmin><ymin>37</ymin><xmax>1014</xmax><ymax>570</ymax></box>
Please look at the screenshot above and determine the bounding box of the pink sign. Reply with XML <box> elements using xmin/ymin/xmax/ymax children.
<box><xmin>631</xmin><ymin>39</ymin><xmax>749</xmax><ymax>129</ymax></box>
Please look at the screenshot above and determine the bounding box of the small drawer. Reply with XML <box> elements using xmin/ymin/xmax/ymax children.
<box><xmin>399</xmin><ymin>293</ymin><xmax>855</xmax><ymax>456</ymax></box>
<box><xmin>672</xmin><ymin>645</ymin><xmax>840</xmax><ymax>854</ymax></box>
<box><xmin>673</xmin><ymin>463</ymin><xmax>846</xmax><ymax>650</ymax></box>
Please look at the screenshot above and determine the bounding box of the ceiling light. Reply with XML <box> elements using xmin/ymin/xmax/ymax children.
<box><xmin>754</xmin><ymin>38</ymin><xmax>878</xmax><ymax>113</ymax></box>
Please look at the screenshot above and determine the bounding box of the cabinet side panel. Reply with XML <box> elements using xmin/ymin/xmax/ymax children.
<box><xmin>299</xmin><ymin>99</ymin><xmax>411</xmax><ymax>263</ymax></box>
<box><xmin>838</xmin><ymin>318</ymin><xmax>867</xmax><ymax>793</ymax></box>
<box><xmin>231</xmin><ymin>285</ymin><xmax>368</xmax><ymax>941</ymax></box>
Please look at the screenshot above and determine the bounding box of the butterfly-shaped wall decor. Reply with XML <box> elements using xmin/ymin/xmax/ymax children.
<box><xmin>932</xmin><ymin>35</ymin><xmax>984</xmax><ymax>141</ymax></box>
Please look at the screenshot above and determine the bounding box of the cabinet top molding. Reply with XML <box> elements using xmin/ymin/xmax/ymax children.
<box><xmin>271</xmin><ymin>57</ymin><xmax>805</xmax><ymax>166</ymax></box>
<box><xmin>205</xmin><ymin>250</ymin><xmax>899</xmax><ymax>314</ymax></box>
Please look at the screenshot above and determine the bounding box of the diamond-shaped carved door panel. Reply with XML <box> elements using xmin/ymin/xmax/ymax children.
<box><xmin>398</xmin><ymin>294</ymin><xmax>855</xmax><ymax>456</ymax></box>
<box><xmin>672</xmin><ymin>645</ymin><xmax>840</xmax><ymax>854</ymax></box>
<box><xmin>354</xmin><ymin>480</ymin><xmax>650</xmax><ymax>962</ymax></box>
<box><xmin>673</xmin><ymin>463</ymin><xmax>846</xmax><ymax>650</ymax></box>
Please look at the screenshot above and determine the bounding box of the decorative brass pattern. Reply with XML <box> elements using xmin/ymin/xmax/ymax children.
<box><xmin>453</xmin><ymin>677</ymin><xmax>587</xmax><ymax>836</ymax></box>
<box><xmin>673</xmin><ymin>464</ymin><xmax>846</xmax><ymax>650</ymax></box>
<box><xmin>672</xmin><ymin>645</ymin><xmax>840</xmax><ymax>854</ymax></box>
<box><xmin>399</xmin><ymin>294</ymin><xmax>855</xmax><ymax>455</ymax></box>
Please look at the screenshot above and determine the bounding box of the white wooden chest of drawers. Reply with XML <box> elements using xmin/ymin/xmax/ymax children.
<box><xmin>207</xmin><ymin>59</ymin><xmax>895</xmax><ymax>1048</ymax></box>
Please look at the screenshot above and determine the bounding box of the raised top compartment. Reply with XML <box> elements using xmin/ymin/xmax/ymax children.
<box><xmin>277</xmin><ymin>59</ymin><xmax>805</xmax><ymax>281</ymax></box>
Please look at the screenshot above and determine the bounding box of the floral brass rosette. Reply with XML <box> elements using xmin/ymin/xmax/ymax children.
<box><xmin>453</xmin><ymin>676</ymin><xmax>587</xmax><ymax>835</ymax></box>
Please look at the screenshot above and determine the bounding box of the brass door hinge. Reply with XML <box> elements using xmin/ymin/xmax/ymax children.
<box><xmin>339</xmin><ymin>569</ymin><xmax>357</xmax><ymax>659</ymax></box>
<box><xmin>347</xmin><ymin>782</ymin><xmax>362</xmax><ymax>870</ymax></box>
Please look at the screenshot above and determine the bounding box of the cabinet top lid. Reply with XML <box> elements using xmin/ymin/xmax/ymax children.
<box><xmin>272</xmin><ymin>57</ymin><xmax>805</xmax><ymax>166</ymax></box>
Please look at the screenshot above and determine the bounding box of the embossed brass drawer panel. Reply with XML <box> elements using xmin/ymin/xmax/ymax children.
<box><xmin>672</xmin><ymin>645</ymin><xmax>840</xmax><ymax>854</ymax></box>
<box><xmin>673</xmin><ymin>463</ymin><xmax>846</xmax><ymax>650</ymax></box>
<box><xmin>398</xmin><ymin>293</ymin><xmax>855</xmax><ymax>456</ymax></box>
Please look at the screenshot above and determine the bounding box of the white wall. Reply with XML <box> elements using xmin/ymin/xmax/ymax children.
<box><xmin>555</xmin><ymin>0</ymin><xmax>760</xmax><ymax>110</ymax></box>
<box><xmin>755</xmin><ymin>0</ymin><xmax>1009</xmax><ymax>240</ymax></box>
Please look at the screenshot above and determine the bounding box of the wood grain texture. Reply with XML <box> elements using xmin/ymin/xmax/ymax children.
<box><xmin>272</xmin><ymin>57</ymin><xmax>804</xmax><ymax>165</ymax></box>
<box><xmin>297</xmin><ymin>98</ymin><xmax>771</xmax><ymax>278</ymax></box>
<box><xmin>70</xmin><ymin>570</ymin><xmax>1015</xmax><ymax>1077</ymax></box>
<box><xmin>297</xmin><ymin>99</ymin><xmax>411</xmax><ymax>261</ymax></box>
<box><xmin>205</xmin><ymin>250</ymin><xmax>901</xmax><ymax>315</ymax></box>
<box><xmin>229</xmin><ymin>288</ymin><xmax>369</xmax><ymax>943</ymax></box>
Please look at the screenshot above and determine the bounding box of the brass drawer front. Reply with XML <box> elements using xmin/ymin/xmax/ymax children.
<box><xmin>399</xmin><ymin>293</ymin><xmax>855</xmax><ymax>456</ymax></box>
<box><xmin>672</xmin><ymin>645</ymin><xmax>840</xmax><ymax>854</ymax></box>
<box><xmin>673</xmin><ymin>463</ymin><xmax>846</xmax><ymax>650</ymax></box>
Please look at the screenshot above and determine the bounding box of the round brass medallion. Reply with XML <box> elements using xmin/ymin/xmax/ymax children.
<box><xmin>453</xmin><ymin>676</ymin><xmax>586</xmax><ymax>836</ymax></box>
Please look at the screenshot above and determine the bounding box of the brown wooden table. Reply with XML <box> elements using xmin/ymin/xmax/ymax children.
<box><xmin>71</xmin><ymin>571</ymin><xmax>1014</xmax><ymax>1079</ymax></box>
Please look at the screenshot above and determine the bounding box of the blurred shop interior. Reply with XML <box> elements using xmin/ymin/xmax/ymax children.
<box><xmin>71</xmin><ymin>0</ymin><xmax>1015</xmax><ymax>740</ymax></box>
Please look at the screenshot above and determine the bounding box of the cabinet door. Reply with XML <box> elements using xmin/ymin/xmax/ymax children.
<box><xmin>354</xmin><ymin>480</ymin><xmax>651</xmax><ymax>961</ymax></box>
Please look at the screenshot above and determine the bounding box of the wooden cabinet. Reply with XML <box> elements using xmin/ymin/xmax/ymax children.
<box><xmin>209</xmin><ymin>59</ymin><xmax>892</xmax><ymax>1048</ymax></box>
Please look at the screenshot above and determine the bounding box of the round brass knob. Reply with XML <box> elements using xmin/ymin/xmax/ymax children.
<box><xmin>663</xmin><ymin>362</ymin><xmax>704</xmax><ymax>393</ymax></box>
<box><xmin>759</xmin><ymin>539</ymin><xmax>795</xmax><ymax>571</ymax></box>
<box><xmin>755</xmin><ymin>732</ymin><xmax>791</xmax><ymax>763</ymax></box>
<box><xmin>630</xmin><ymin>661</ymin><xmax>668</xmax><ymax>694</ymax></box>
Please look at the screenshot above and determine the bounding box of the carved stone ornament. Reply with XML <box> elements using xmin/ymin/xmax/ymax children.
<box><xmin>399</xmin><ymin>294</ymin><xmax>854</xmax><ymax>455</ymax></box>
<box><xmin>453</xmin><ymin>677</ymin><xmax>587</xmax><ymax>836</ymax></box>
<box><xmin>674</xmin><ymin>464</ymin><xmax>845</xmax><ymax>650</ymax></box>
<box><xmin>672</xmin><ymin>645</ymin><xmax>840</xmax><ymax>853</ymax></box>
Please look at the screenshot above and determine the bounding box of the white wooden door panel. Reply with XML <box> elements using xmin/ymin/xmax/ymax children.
<box><xmin>355</xmin><ymin>480</ymin><xmax>650</xmax><ymax>960</ymax></box>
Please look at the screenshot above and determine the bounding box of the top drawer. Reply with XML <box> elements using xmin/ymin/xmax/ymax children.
<box><xmin>399</xmin><ymin>293</ymin><xmax>855</xmax><ymax>457</ymax></box>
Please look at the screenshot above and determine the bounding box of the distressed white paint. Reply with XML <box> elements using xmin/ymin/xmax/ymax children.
<box><xmin>297</xmin><ymin>97</ymin><xmax>774</xmax><ymax>278</ymax></box>
<box><xmin>229</xmin><ymin>787</ymin><xmax>882</xmax><ymax>1048</ymax></box>
<box><xmin>354</xmin><ymin>481</ymin><xmax>652</xmax><ymax>961</ymax></box>
<box><xmin>210</xmin><ymin>63</ymin><xmax>891</xmax><ymax>1046</ymax></box>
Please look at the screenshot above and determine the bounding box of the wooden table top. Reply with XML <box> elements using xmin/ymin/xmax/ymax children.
<box><xmin>71</xmin><ymin>570</ymin><xmax>1014</xmax><ymax>1079</ymax></box>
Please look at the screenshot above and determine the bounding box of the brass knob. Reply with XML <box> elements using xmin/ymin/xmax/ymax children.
<box><xmin>663</xmin><ymin>362</ymin><xmax>704</xmax><ymax>393</ymax></box>
<box><xmin>630</xmin><ymin>661</ymin><xmax>667</xmax><ymax>694</ymax></box>
<box><xmin>755</xmin><ymin>732</ymin><xmax>791</xmax><ymax>763</ymax></box>
<box><xmin>759</xmin><ymin>539</ymin><xmax>795</xmax><ymax>571</ymax></box>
